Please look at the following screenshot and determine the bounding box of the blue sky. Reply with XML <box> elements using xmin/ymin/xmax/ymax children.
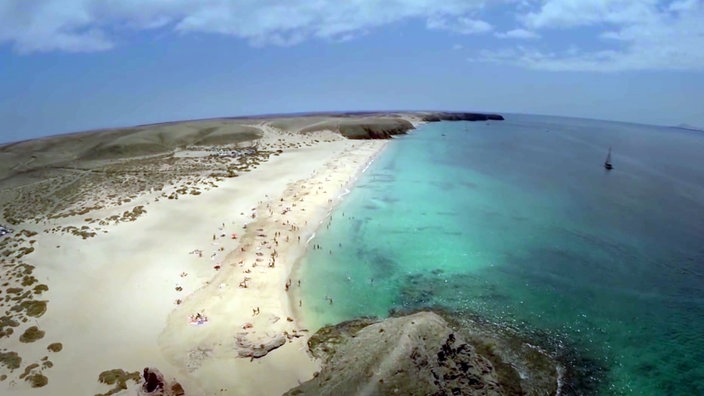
<box><xmin>1</xmin><ymin>0</ymin><xmax>703</xmax><ymax>143</ymax></box>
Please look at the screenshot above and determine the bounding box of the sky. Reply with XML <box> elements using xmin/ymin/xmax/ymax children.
<box><xmin>1</xmin><ymin>0</ymin><xmax>703</xmax><ymax>143</ymax></box>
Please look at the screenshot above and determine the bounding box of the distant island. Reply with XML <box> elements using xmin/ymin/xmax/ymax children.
<box><xmin>672</xmin><ymin>123</ymin><xmax>703</xmax><ymax>132</ymax></box>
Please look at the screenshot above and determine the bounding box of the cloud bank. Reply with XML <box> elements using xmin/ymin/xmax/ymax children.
<box><xmin>476</xmin><ymin>0</ymin><xmax>704</xmax><ymax>71</ymax></box>
<box><xmin>0</xmin><ymin>0</ymin><xmax>491</xmax><ymax>52</ymax></box>
<box><xmin>2</xmin><ymin>0</ymin><xmax>703</xmax><ymax>71</ymax></box>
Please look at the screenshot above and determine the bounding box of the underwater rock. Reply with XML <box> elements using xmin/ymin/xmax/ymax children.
<box><xmin>285</xmin><ymin>311</ymin><xmax>557</xmax><ymax>395</ymax></box>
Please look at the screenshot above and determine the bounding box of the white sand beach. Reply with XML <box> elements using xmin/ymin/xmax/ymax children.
<box><xmin>0</xmin><ymin>123</ymin><xmax>390</xmax><ymax>395</ymax></box>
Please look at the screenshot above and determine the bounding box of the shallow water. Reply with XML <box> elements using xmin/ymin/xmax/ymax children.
<box><xmin>296</xmin><ymin>115</ymin><xmax>704</xmax><ymax>395</ymax></box>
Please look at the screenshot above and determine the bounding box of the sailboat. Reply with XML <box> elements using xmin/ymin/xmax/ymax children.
<box><xmin>604</xmin><ymin>147</ymin><xmax>613</xmax><ymax>170</ymax></box>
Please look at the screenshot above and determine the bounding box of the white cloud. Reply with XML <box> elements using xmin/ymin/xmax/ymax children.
<box><xmin>0</xmin><ymin>0</ymin><xmax>491</xmax><ymax>53</ymax></box>
<box><xmin>427</xmin><ymin>16</ymin><xmax>493</xmax><ymax>35</ymax></box>
<box><xmin>668</xmin><ymin>0</ymin><xmax>699</xmax><ymax>12</ymax></box>
<box><xmin>479</xmin><ymin>0</ymin><xmax>704</xmax><ymax>71</ymax></box>
<box><xmin>522</xmin><ymin>0</ymin><xmax>660</xmax><ymax>29</ymax></box>
<box><xmin>472</xmin><ymin>46</ymin><xmax>625</xmax><ymax>72</ymax></box>
<box><xmin>2</xmin><ymin>0</ymin><xmax>703</xmax><ymax>72</ymax></box>
<box><xmin>495</xmin><ymin>28</ymin><xmax>540</xmax><ymax>39</ymax></box>
<box><xmin>0</xmin><ymin>1</ymin><xmax>114</xmax><ymax>53</ymax></box>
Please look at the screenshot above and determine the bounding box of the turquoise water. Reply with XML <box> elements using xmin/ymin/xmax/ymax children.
<box><xmin>296</xmin><ymin>116</ymin><xmax>704</xmax><ymax>395</ymax></box>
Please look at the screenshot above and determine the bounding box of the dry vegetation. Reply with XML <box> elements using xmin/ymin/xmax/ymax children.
<box><xmin>0</xmin><ymin>229</ymin><xmax>54</xmax><ymax>387</ymax></box>
<box><xmin>0</xmin><ymin>144</ymin><xmax>276</xmax><ymax>229</ymax></box>
<box><xmin>0</xmin><ymin>119</ymin><xmax>274</xmax><ymax>228</ymax></box>
<box><xmin>96</xmin><ymin>369</ymin><xmax>141</xmax><ymax>396</ymax></box>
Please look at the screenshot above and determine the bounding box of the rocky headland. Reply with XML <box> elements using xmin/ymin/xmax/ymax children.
<box><xmin>285</xmin><ymin>311</ymin><xmax>558</xmax><ymax>396</ymax></box>
<box><xmin>420</xmin><ymin>112</ymin><xmax>505</xmax><ymax>122</ymax></box>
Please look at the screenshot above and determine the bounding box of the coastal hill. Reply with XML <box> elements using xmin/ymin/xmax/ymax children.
<box><xmin>0</xmin><ymin>111</ymin><xmax>501</xmax><ymax>184</ymax></box>
<box><xmin>0</xmin><ymin>111</ymin><xmax>502</xmax><ymax>226</ymax></box>
<box><xmin>285</xmin><ymin>311</ymin><xmax>557</xmax><ymax>396</ymax></box>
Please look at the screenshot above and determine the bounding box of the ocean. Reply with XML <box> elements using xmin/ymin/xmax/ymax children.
<box><xmin>295</xmin><ymin>115</ymin><xmax>704</xmax><ymax>395</ymax></box>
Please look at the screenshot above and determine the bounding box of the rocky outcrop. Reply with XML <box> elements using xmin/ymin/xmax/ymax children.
<box><xmin>284</xmin><ymin>312</ymin><xmax>557</xmax><ymax>396</ymax></box>
<box><xmin>235</xmin><ymin>332</ymin><xmax>287</xmax><ymax>359</ymax></box>
<box><xmin>143</xmin><ymin>367</ymin><xmax>165</xmax><ymax>393</ymax></box>
<box><xmin>298</xmin><ymin>117</ymin><xmax>416</xmax><ymax>140</ymax></box>
<box><xmin>421</xmin><ymin>112</ymin><xmax>505</xmax><ymax>122</ymax></box>
<box><xmin>337</xmin><ymin>121</ymin><xmax>414</xmax><ymax>139</ymax></box>
<box><xmin>140</xmin><ymin>367</ymin><xmax>185</xmax><ymax>396</ymax></box>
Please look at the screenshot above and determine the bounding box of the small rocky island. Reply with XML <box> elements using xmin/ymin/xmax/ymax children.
<box><xmin>285</xmin><ymin>312</ymin><xmax>558</xmax><ymax>396</ymax></box>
